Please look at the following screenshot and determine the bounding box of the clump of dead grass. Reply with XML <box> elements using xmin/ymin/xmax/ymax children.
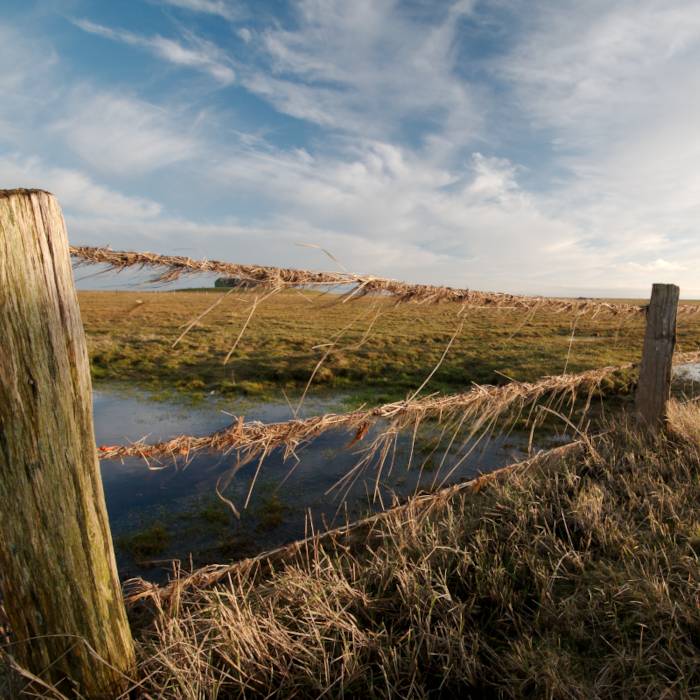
<box><xmin>667</xmin><ymin>398</ymin><xmax>700</xmax><ymax>447</ymax></box>
<box><xmin>129</xmin><ymin>418</ymin><xmax>700</xmax><ymax>698</ymax></box>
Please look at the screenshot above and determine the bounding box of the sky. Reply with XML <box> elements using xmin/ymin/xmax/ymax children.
<box><xmin>1</xmin><ymin>0</ymin><xmax>700</xmax><ymax>296</ymax></box>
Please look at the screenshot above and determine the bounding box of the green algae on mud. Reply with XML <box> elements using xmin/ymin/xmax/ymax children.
<box><xmin>116</xmin><ymin>522</ymin><xmax>170</xmax><ymax>560</ymax></box>
<box><xmin>79</xmin><ymin>289</ymin><xmax>700</xmax><ymax>406</ymax></box>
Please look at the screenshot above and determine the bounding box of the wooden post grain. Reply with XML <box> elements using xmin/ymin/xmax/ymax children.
<box><xmin>635</xmin><ymin>283</ymin><xmax>680</xmax><ymax>430</ymax></box>
<box><xmin>0</xmin><ymin>190</ymin><xmax>134</xmax><ymax>696</ymax></box>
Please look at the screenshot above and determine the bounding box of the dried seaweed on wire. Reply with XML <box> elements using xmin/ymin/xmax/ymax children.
<box><xmin>100</xmin><ymin>350</ymin><xmax>700</xmax><ymax>465</ymax></box>
<box><xmin>70</xmin><ymin>245</ymin><xmax>700</xmax><ymax>315</ymax></box>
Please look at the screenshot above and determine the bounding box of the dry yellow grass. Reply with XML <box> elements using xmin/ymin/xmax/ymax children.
<box><xmin>667</xmin><ymin>398</ymin><xmax>700</xmax><ymax>446</ymax></box>
<box><xmin>130</xmin><ymin>419</ymin><xmax>700</xmax><ymax>699</ymax></box>
<box><xmin>5</xmin><ymin>410</ymin><xmax>700</xmax><ymax>698</ymax></box>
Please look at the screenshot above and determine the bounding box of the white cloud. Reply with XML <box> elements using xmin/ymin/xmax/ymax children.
<box><xmin>0</xmin><ymin>23</ymin><xmax>210</xmax><ymax>177</ymax></box>
<box><xmin>0</xmin><ymin>25</ymin><xmax>60</xmax><ymax>146</ymax></box>
<box><xmin>157</xmin><ymin>0</ymin><xmax>242</xmax><ymax>20</ymax></box>
<box><xmin>628</xmin><ymin>259</ymin><xmax>686</xmax><ymax>272</ymax></box>
<box><xmin>239</xmin><ymin>0</ymin><xmax>480</xmax><ymax>149</ymax></box>
<box><xmin>74</xmin><ymin>19</ymin><xmax>236</xmax><ymax>85</ymax></box>
<box><xmin>501</xmin><ymin>0</ymin><xmax>700</xmax><ymax>141</ymax></box>
<box><xmin>4</xmin><ymin>4</ymin><xmax>700</xmax><ymax>298</ymax></box>
<box><xmin>0</xmin><ymin>154</ymin><xmax>162</xmax><ymax>219</ymax></box>
<box><xmin>208</xmin><ymin>141</ymin><xmax>593</xmax><ymax>288</ymax></box>
<box><xmin>491</xmin><ymin>0</ymin><xmax>700</xmax><ymax>292</ymax></box>
<box><xmin>51</xmin><ymin>90</ymin><xmax>200</xmax><ymax>175</ymax></box>
<box><xmin>467</xmin><ymin>154</ymin><xmax>519</xmax><ymax>199</ymax></box>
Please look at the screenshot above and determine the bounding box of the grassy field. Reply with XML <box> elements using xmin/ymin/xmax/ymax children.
<box><xmin>79</xmin><ymin>289</ymin><xmax>700</xmax><ymax>406</ymax></box>
<box><xmin>4</xmin><ymin>293</ymin><xmax>700</xmax><ymax>697</ymax></box>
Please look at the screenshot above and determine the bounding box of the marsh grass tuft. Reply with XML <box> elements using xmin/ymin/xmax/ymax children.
<box><xmin>667</xmin><ymin>398</ymin><xmax>700</xmax><ymax>447</ymax></box>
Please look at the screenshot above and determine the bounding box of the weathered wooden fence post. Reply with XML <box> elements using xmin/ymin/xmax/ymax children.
<box><xmin>635</xmin><ymin>283</ymin><xmax>680</xmax><ymax>431</ymax></box>
<box><xmin>0</xmin><ymin>189</ymin><xmax>135</xmax><ymax>696</ymax></box>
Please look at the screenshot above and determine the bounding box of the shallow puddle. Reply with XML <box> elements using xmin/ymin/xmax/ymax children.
<box><xmin>95</xmin><ymin>386</ymin><xmax>534</xmax><ymax>582</ymax></box>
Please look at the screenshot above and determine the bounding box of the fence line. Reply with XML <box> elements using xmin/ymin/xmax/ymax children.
<box><xmin>71</xmin><ymin>245</ymin><xmax>700</xmax><ymax>315</ymax></box>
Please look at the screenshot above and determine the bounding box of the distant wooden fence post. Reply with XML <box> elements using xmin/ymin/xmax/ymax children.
<box><xmin>0</xmin><ymin>190</ymin><xmax>135</xmax><ymax>696</ymax></box>
<box><xmin>635</xmin><ymin>283</ymin><xmax>680</xmax><ymax>431</ymax></box>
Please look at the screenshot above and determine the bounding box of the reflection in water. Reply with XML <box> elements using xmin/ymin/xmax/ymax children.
<box><xmin>95</xmin><ymin>387</ymin><xmax>530</xmax><ymax>582</ymax></box>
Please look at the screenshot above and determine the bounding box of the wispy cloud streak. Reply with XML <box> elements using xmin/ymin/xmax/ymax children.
<box><xmin>74</xmin><ymin>18</ymin><xmax>235</xmax><ymax>84</ymax></box>
<box><xmin>158</xmin><ymin>0</ymin><xmax>242</xmax><ymax>21</ymax></box>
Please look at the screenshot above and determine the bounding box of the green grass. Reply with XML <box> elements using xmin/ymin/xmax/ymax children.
<box><xmin>116</xmin><ymin>522</ymin><xmax>170</xmax><ymax>560</ymax></box>
<box><xmin>255</xmin><ymin>493</ymin><xmax>287</xmax><ymax>531</ymax></box>
<box><xmin>194</xmin><ymin>500</ymin><xmax>234</xmax><ymax>527</ymax></box>
<box><xmin>79</xmin><ymin>289</ymin><xmax>700</xmax><ymax>406</ymax></box>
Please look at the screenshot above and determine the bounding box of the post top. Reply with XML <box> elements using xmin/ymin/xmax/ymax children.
<box><xmin>0</xmin><ymin>188</ymin><xmax>53</xmax><ymax>199</ymax></box>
